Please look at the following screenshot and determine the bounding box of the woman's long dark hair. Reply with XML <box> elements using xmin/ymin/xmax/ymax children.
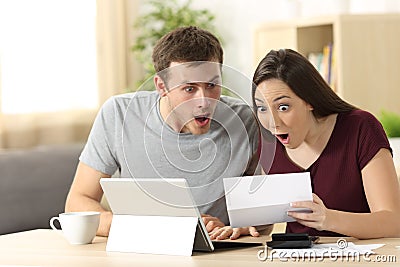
<box><xmin>252</xmin><ymin>49</ymin><xmax>357</xmax><ymax>118</ymax></box>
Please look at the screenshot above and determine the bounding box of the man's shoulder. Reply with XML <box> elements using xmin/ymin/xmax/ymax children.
<box><xmin>111</xmin><ymin>90</ymin><xmax>158</xmax><ymax>102</ymax></box>
<box><xmin>219</xmin><ymin>95</ymin><xmax>255</xmax><ymax>118</ymax></box>
<box><xmin>103</xmin><ymin>91</ymin><xmax>158</xmax><ymax>111</ymax></box>
<box><xmin>216</xmin><ymin>96</ymin><xmax>259</xmax><ymax>136</ymax></box>
<box><xmin>219</xmin><ymin>95</ymin><xmax>252</xmax><ymax>110</ymax></box>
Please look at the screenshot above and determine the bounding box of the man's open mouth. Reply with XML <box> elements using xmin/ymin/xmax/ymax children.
<box><xmin>194</xmin><ymin>115</ymin><xmax>210</xmax><ymax>127</ymax></box>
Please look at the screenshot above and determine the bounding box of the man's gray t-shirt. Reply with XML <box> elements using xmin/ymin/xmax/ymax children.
<box><xmin>80</xmin><ymin>91</ymin><xmax>260</xmax><ymax>224</ymax></box>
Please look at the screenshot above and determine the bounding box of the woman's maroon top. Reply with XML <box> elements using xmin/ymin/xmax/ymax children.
<box><xmin>261</xmin><ymin>110</ymin><xmax>391</xmax><ymax>236</ymax></box>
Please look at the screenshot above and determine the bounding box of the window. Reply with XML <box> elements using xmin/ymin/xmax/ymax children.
<box><xmin>0</xmin><ymin>0</ymin><xmax>98</xmax><ymax>114</ymax></box>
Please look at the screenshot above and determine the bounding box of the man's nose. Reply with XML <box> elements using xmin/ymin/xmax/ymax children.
<box><xmin>195</xmin><ymin>89</ymin><xmax>210</xmax><ymax>108</ymax></box>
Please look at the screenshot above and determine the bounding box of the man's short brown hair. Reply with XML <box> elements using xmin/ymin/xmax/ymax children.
<box><xmin>152</xmin><ymin>26</ymin><xmax>223</xmax><ymax>73</ymax></box>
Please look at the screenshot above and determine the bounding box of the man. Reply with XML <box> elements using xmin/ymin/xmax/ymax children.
<box><xmin>65</xmin><ymin>26</ymin><xmax>261</xmax><ymax>239</ymax></box>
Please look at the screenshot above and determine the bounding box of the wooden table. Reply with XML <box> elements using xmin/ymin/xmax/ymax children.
<box><xmin>0</xmin><ymin>229</ymin><xmax>399</xmax><ymax>266</ymax></box>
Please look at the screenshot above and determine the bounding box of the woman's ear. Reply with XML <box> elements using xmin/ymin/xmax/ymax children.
<box><xmin>154</xmin><ymin>75</ymin><xmax>167</xmax><ymax>97</ymax></box>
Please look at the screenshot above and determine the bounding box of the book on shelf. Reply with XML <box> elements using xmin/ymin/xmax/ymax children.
<box><xmin>307</xmin><ymin>43</ymin><xmax>337</xmax><ymax>92</ymax></box>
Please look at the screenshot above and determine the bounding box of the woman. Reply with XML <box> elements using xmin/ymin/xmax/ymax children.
<box><xmin>251</xmin><ymin>49</ymin><xmax>400</xmax><ymax>238</ymax></box>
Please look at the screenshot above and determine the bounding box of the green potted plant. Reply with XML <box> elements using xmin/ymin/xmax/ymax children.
<box><xmin>131</xmin><ymin>0</ymin><xmax>219</xmax><ymax>88</ymax></box>
<box><xmin>379</xmin><ymin>110</ymin><xmax>400</xmax><ymax>168</ymax></box>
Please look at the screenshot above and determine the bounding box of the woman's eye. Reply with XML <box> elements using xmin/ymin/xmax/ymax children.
<box><xmin>257</xmin><ymin>106</ymin><xmax>267</xmax><ymax>113</ymax></box>
<box><xmin>278</xmin><ymin>104</ymin><xmax>289</xmax><ymax>111</ymax></box>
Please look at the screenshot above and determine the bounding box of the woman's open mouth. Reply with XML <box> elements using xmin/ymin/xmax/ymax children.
<box><xmin>276</xmin><ymin>133</ymin><xmax>290</xmax><ymax>144</ymax></box>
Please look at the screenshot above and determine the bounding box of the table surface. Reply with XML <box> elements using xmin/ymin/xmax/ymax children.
<box><xmin>0</xmin><ymin>229</ymin><xmax>399</xmax><ymax>266</ymax></box>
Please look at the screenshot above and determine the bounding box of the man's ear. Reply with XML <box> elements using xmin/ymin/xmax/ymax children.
<box><xmin>154</xmin><ymin>75</ymin><xmax>167</xmax><ymax>97</ymax></box>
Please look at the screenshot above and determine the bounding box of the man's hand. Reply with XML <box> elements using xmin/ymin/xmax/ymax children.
<box><xmin>209</xmin><ymin>226</ymin><xmax>260</xmax><ymax>240</ymax></box>
<box><xmin>201</xmin><ymin>214</ymin><xmax>225</xmax><ymax>232</ymax></box>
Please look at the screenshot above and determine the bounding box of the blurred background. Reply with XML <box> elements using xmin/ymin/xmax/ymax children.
<box><xmin>1</xmin><ymin>0</ymin><xmax>400</xmax><ymax>149</ymax></box>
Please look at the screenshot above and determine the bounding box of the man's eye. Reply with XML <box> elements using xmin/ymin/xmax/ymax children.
<box><xmin>184</xmin><ymin>86</ymin><xmax>194</xmax><ymax>92</ymax></box>
<box><xmin>207</xmin><ymin>82</ymin><xmax>216</xmax><ymax>88</ymax></box>
<box><xmin>257</xmin><ymin>106</ymin><xmax>267</xmax><ymax>113</ymax></box>
<box><xmin>278</xmin><ymin>104</ymin><xmax>289</xmax><ymax>111</ymax></box>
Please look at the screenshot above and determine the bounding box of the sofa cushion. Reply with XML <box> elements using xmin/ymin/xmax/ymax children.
<box><xmin>0</xmin><ymin>144</ymin><xmax>83</xmax><ymax>235</ymax></box>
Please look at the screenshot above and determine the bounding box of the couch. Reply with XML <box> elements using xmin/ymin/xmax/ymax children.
<box><xmin>0</xmin><ymin>144</ymin><xmax>84</xmax><ymax>235</ymax></box>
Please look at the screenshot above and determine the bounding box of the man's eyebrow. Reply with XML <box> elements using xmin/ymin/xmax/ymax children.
<box><xmin>254</xmin><ymin>97</ymin><xmax>264</xmax><ymax>103</ymax></box>
<box><xmin>209</xmin><ymin>75</ymin><xmax>221</xmax><ymax>83</ymax></box>
<box><xmin>181</xmin><ymin>75</ymin><xmax>221</xmax><ymax>85</ymax></box>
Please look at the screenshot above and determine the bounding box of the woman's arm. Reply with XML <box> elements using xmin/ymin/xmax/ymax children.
<box><xmin>288</xmin><ymin>148</ymin><xmax>400</xmax><ymax>238</ymax></box>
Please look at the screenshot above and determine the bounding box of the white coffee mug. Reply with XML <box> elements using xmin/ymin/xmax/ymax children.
<box><xmin>50</xmin><ymin>211</ymin><xmax>100</xmax><ymax>245</ymax></box>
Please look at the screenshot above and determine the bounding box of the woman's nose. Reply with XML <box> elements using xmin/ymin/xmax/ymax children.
<box><xmin>269</xmin><ymin>112</ymin><xmax>280</xmax><ymax>131</ymax></box>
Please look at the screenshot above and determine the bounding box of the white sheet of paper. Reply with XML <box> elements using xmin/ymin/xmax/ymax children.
<box><xmin>223</xmin><ymin>173</ymin><xmax>313</xmax><ymax>227</ymax></box>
